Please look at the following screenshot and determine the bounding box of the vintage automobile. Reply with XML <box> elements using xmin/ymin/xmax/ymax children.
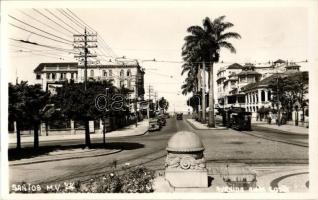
<box><xmin>163</xmin><ymin>113</ymin><xmax>170</xmax><ymax>119</ymax></box>
<box><xmin>148</xmin><ymin>118</ymin><xmax>161</xmax><ymax>131</ymax></box>
<box><xmin>228</xmin><ymin>108</ymin><xmax>252</xmax><ymax>131</ymax></box>
<box><xmin>176</xmin><ymin>113</ymin><xmax>183</xmax><ymax>120</ymax></box>
<box><xmin>158</xmin><ymin>115</ymin><xmax>166</xmax><ymax>126</ymax></box>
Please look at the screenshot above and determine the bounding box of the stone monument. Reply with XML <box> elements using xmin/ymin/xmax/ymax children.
<box><xmin>164</xmin><ymin>131</ymin><xmax>208</xmax><ymax>188</ymax></box>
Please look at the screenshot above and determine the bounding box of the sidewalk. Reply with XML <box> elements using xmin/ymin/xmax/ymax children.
<box><xmin>9</xmin><ymin>148</ymin><xmax>121</xmax><ymax>166</ymax></box>
<box><xmin>252</xmin><ymin>123</ymin><xmax>308</xmax><ymax>135</ymax></box>
<box><xmin>186</xmin><ymin>119</ymin><xmax>227</xmax><ymax>130</ymax></box>
<box><xmin>9</xmin><ymin>119</ymin><xmax>149</xmax><ymax>144</ymax></box>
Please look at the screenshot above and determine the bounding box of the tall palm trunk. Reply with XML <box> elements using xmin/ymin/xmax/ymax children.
<box><xmin>202</xmin><ymin>62</ymin><xmax>206</xmax><ymax>123</ymax></box>
<box><xmin>208</xmin><ymin>62</ymin><xmax>215</xmax><ymax>127</ymax></box>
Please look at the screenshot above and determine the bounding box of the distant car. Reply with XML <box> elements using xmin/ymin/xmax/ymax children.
<box><xmin>158</xmin><ymin>115</ymin><xmax>166</xmax><ymax>126</ymax></box>
<box><xmin>163</xmin><ymin>113</ymin><xmax>170</xmax><ymax>119</ymax></box>
<box><xmin>176</xmin><ymin>113</ymin><xmax>183</xmax><ymax>120</ymax></box>
<box><xmin>148</xmin><ymin>118</ymin><xmax>161</xmax><ymax>131</ymax></box>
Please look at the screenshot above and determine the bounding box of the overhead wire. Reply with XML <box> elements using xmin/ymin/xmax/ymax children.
<box><xmin>8</xmin><ymin>15</ymin><xmax>73</xmax><ymax>43</ymax></box>
<box><xmin>65</xmin><ymin>8</ymin><xmax>116</xmax><ymax>57</ymax></box>
<box><xmin>9</xmin><ymin>23</ymin><xmax>73</xmax><ymax>45</ymax></box>
<box><xmin>44</xmin><ymin>9</ymin><xmax>81</xmax><ymax>34</ymax></box>
<box><xmin>32</xmin><ymin>9</ymin><xmax>75</xmax><ymax>35</ymax></box>
<box><xmin>57</xmin><ymin>9</ymin><xmax>85</xmax><ymax>30</ymax></box>
<box><xmin>18</xmin><ymin>10</ymin><xmax>74</xmax><ymax>39</ymax></box>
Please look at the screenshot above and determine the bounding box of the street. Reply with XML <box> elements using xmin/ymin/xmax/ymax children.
<box><xmin>9</xmin><ymin>116</ymin><xmax>308</xmax><ymax>192</ymax></box>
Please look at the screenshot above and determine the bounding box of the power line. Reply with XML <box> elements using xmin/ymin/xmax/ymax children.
<box><xmin>10</xmin><ymin>45</ymin><xmax>74</xmax><ymax>58</ymax></box>
<box><xmin>44</xmin><ymin>9</ymin><xmax>81</xmax><ymax>34</ymax></box>
<box><xmin>18</xmin><ymin>10</ymin><xmax>73</xmax><ymax>39</ymax></box>
<box><xmin>57</xmin><ymin>9</ymin><xmax>85</xmax><ymax>30</ymax></box>
<box><xmin>9</xmin><ymin>23</ymin><xmax>73</xmax><ymax>45</ymax></box>
<box><xmin>66</xmin><ymin>9</ymin><xmax>116</xmax><ymax>57</ymax></box>
<box><xmin>9</xmin><ymin>15</ymin><xmax>73</xmax><ymax>43</ymax></box>
<box><xmin>10</xmin><ymin>38</ymin><xmax>76</xmax><ymax>54</ymax></box>
<box><xmin>32</xmin><ymin>9</ymin><xmax>75</xmax><ymax>35</ymax></box>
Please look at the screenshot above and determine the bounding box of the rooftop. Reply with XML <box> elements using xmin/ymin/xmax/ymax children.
<box><xmin>34</xmin><ymin>62</ymin><xmax>77</xmax><ymax>73</ymax></box>
<box><xmin>227</xmin><ymin>63</ymin><xmax>243</xmax><ymax>70</ymax></box>
<box><xmin>274</xmin><ymin>59</ymin><xmax>286</xmax><ymax>64</ymax></box>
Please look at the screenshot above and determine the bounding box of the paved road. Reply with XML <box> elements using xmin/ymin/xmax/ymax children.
<box><xmin>9</xmin><ymin>116</ymin><xmax>308</xmax><ymax>188</ymax></box>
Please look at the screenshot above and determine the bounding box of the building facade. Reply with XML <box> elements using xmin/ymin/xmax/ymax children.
<box><xmin>216</xmin><ymin>59</ymin><xmax>305</xmax><ymax>120</ymax></box>
<box><xmin>34</xmin><ymin>61</ymin><xmax>145</xmax><ymax>100</ymax></box>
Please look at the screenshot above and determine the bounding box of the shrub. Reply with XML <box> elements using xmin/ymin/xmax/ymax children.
<box><xmin>79</xmin><ymin>166</ymin><xmax>155</xmax><ymax>193</ymax></box>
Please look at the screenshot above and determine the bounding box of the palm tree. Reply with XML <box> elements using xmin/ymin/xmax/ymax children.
<box><xmin>204</xmin><ymin>16</ymin><xmax>241</xmax><ymax>127</ymax></box>
<box><xmin>183</xmin><ymin>16</ymin><xmax>241</xmax><ymax>127</ymax></box>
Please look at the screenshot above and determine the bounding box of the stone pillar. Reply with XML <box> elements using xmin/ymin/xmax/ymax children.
<box><xmin>99</xmin><ymin>119</ymin><xmax>104</xmax><ymax>134</ymax></box>
<box><xmin>165</xmin><ymin>131</ymin><xmax>208</xmax><ymax>188</ymax></box>
<box><xmin>13</xmin><ymin>121</ymin><xmax>17</xmax><ymax>134</ymax></box>
<box><xmin>258</xmin><ymin>89</ymin><xmax>262</xmax><ymax>104</ymax></box>
<box><xmin>70</xmin><ymin>120</ymin><xmax>75</xmax><ymax>135</ymax></box>
<box><xmin>265</xmin><ymin>90</ymin><xmax>268</xmax><ymax>102</ymax></box>
<box><xmin>41</xmin><ymin>123</ymin><xmax>46</xmax><ymax>136</ymax></box>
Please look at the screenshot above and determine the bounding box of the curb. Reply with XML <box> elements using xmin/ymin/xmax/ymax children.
<box><xmin>9</xmin><ymin>127</ymin><xmax>149</xmax><ymax>146</ymax></box>
<box><xmin>10</xmin><ymin>149</ymin><xmax>122</xmax><ymax>166</ymax></box>
<box><xmin>186</xmin><ymin>119</ymin><xmax>227</xmax><ymax>130</ymax></box>
<box><xmin>252</xmin><ymin>125</ymin><xmax>308</xmax><ymax>136</ymax></box>
<box><xmin>240</xmin><ymin>131</ymin><xmax>308</xmax><ymax>148</ymax></box>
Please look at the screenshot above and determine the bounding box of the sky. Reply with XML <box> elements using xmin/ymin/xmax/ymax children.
<box><xmin>3</xmin><ymin>0</ymin><xmax>316</xmax><ymax>112</ymax></box>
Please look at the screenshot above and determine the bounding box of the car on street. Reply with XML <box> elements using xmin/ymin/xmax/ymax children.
<box><xmin>148</xmin><ymin>118</ymin><xmax>161</xmax><ymax>131</ymax></box>
<box><xmin>176</xmin><ymin>113</ymin><xmax>183</xmax><ymax>120</ymax></box>
<box><xmin>158</xmin><ymin>115</ymin><xmax>166</xmax><ymax>126</ymax></box>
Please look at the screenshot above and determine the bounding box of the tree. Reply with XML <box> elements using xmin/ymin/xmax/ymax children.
<box><xmin>9</xmin><ymin>82</ymin><xmax>28</xmax><ymax>149</ymax></box>
<box><xmin>182</xmin><ymin>16</ymin><xmax>241</xmax><ymax>127</ymax></box>
<box><xmin>24</xmin><ymin>84</ymin><xmax>50</xmax><ymax>149</ymax></box>
<box><xmin>9</xmin><ymin>82</ymin><xmax>50</xmax><ymax>149</ymax></box>
<box><xmin>52</xmin><ymin>81</ymin><xmax>116</xmax><ymax>148</ymax></box>
<box><xmin>268</xmin><ymin>71</ymin><xmax>308</xmax><ymax>123</ymax></box>
<box><xmin>157</xmin><ymin>97</ymin><xmax>169</xmax><ymax>113</ymax></box>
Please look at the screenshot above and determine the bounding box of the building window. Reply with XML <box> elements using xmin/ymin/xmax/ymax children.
<box><xmin>268</xmin><ymin>91</ymin><xmax>271</xmax><ymax>101</ymax></box>
<box><xmin>120</xmin><ymin>69</ymin><xmax>124</xmax><ymax>77</ymax></box>
<box><xmin>127</xmin><ymin>80</ymin><xmax>131</xmax><ymax>89</ymax></box>
<box><xmin>120</xmin><ymin>80</ymin><xmax>124</xmax><ymax>87</ymax></box>
<box><xmin>103</xmin><ymin>70</ymin><xmax>107</xmax><ymax>77</ymax></box>
<box><xmin>127</xmin><ymin>69</ymin><xmax>131</xmax><ymax>76</ymax></box>
<box><xmin>60</xmin><ymin>73</ymin><xmax>64</xmax><ymax>80</ymax></box>
<box><xmin>261</xmin><ymin>90</ymin><xmax>265</xmax><ymax>102</ymax></box>
<box><xmin>47</xmin><ymin>73</ymin><xmax>50</xmax><ymax>79</ymax></box>
<box><xmin>90</xmin><ymin>70</ymin><xmax>94</xmax><ymax>77</ymax></box>
<box><xmin>36</xmin><ymin>74</ymin><xmax>41</xmax><ymax>80</ymax></box>
<box><xmin>52</xmin><ymin>73</ymin><xmax>56</xmax><ymax>80</ymax></box>
<box><xmin>71</xmin><ymin>73</ymin><xmax>74</xmax><ymax>79</ymax></box>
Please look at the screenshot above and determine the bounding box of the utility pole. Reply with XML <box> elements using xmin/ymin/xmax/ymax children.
<box><xmin>147</xmin><ymin>84</ymin><xmax>151</xmax><ymax>120</ymax></box>
<box><xmin>74</xmin><ymin>27</ymin><xmax>97</xmax><ymax>90</ymax></box>
<box><xmin>73</xmin><ymin>27</ymin><xmax>97</xmax><ymax>147</ymax></box>
<box><xmin>154</xmin><ymin>91</ymin><xmax>158</xmax><ymax>113</ymax></box>
<box><xmin>202</xmin><ymin>62</ymin><xmax>206</xmax><ymax>123</ymax></box>
<box><xmin>135</xmin><ymin>74</ymin><xmax>139</xmax><ymax>127</ymax></box>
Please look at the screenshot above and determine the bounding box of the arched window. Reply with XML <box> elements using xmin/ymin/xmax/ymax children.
<box><xmin>120</xmin><ymin>69</ymin><xmax>124</xmax><ymax>77</ymax></box>
<box><xmin>261</xmin><ymin>90</ymin><xmax>265</xmax><ymax>102</ymax></box>
<box><xmin>127</xmin><ymin>69</ymin><xmax>131</xmax><ymax>76</ymax></box>
<box><xmin>103</xmin><ymin>70</ymin><xmax>107</xmax><ymax>77</ymax></box>
<box><xmin>90</xmin><ymin>70</ymin><xmax>94</xmax><ymax>77</ymax></box>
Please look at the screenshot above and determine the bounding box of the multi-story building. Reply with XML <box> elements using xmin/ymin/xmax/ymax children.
<box><xmin>216</xmin><ymin>59</ymin><xmax>304</xmax><ymax>119</ymax></box>
<box><xmin>34</xmin><ymin>61</ymin><xmax>145</xmax><ymax>100</ymax></box>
